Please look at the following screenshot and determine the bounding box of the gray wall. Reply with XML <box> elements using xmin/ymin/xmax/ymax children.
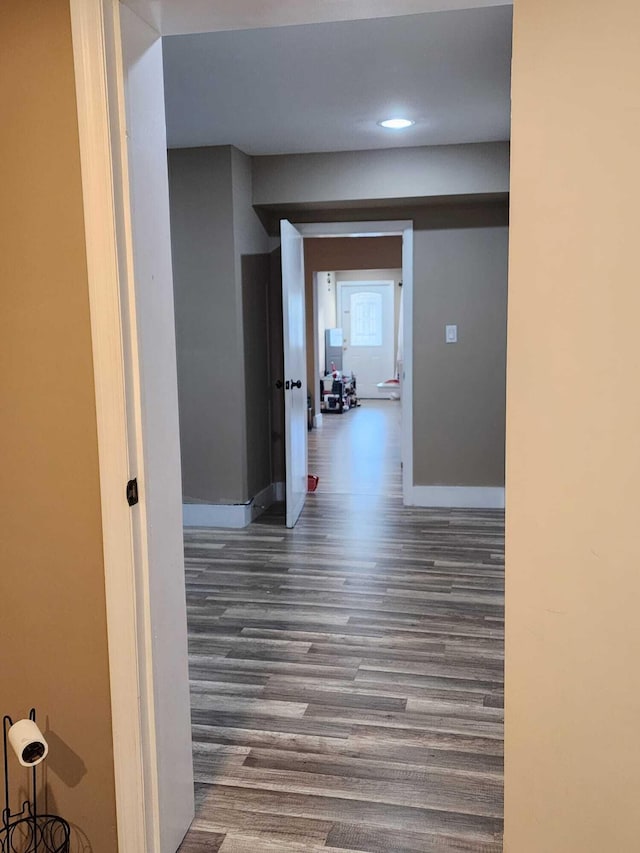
<box><xmin>268</xmin><ymin>247</ymin><xmax>285</xmax><ymax>486</ymax></box>
<box><xmin>413</xmin><ymin>226</ymin><xmax>508</xmax><ymax>487</ymax></box>
<box><xmin>232</xmin><ymin>147</ymin><xmax>271</xmax><ymax>258</ymax></box>
<box><xmin>168</xmin><ymin>147</ymin><xmax>241</xmax><ymax>503</ymax></box>
<box><xmin>253</xmin><ymin>142</ymin><xmax>509</xmax><ymax>207</ymax></box>
<box><xmin>169</xmin><ymin>145</ymin><xmax>272</xmax><ymax>505</ymax></box>
<box><xmin>232</xmin><ymin>147</ymin><xmax>272</xmax><ymax>499</ymax></box>
<box><xmin>241</xmin><ymin>254</ymin><xmax>271</xmax><ymax>497</ymax></box>
<box><xmin>170</xmin><ymin>142</ymin><xmax>508</xmax><ymax>499</ymax></box>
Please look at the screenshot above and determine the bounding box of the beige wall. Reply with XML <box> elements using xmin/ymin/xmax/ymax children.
<box><xmin>505</xmin><ymin>0</ymin><xmax>640</xmax><ymax>850</ymax></box>
<box><xmin>0</xmin><ymin>1</ymin><xmax>117</xmax><ymax>849</ymax></box>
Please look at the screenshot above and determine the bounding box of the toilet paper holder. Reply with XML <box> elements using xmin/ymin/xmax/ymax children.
<box><xmin>2</xmin><ymin>709</ymin><xmax>70</xmax><ymax>853</ymax></box>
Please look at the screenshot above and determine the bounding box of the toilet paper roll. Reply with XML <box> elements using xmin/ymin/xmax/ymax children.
<box><xmin>8</xmin><ymin>718</ymin><xmax>48</xmax><ymax>767</ymax></box>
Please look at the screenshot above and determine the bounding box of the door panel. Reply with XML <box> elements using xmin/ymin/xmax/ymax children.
<box><xmin>280</xmin><ymin>220</ymin><xmax>308</xmax><ymax>528</ymax></box>
<box><xmin>339</xmin><ymin>281</ymin><xmax>395</xmax><ymax>397</ymax></box>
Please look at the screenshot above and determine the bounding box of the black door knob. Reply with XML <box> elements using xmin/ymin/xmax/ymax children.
<box><xmin>275</xmin><ymin>379</ymin><xmax>283</xmax><ymax>389</ymax></box>
<box><xmin>290</xmin><ymin>380</ymin><xmax>302</xmax><ymax>389</ymax></box>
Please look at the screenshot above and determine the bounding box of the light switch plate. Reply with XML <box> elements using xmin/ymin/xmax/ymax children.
<box><xmin>445</xmin><ymin>324</ymin><xmax>458</xmax><ymax>343</ymax></box>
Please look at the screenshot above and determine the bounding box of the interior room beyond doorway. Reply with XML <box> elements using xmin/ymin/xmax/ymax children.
<box><xmin>305</xmin><ymin>236</ymin><xmax>404</xmax><ymax>426</ymax></box>
<box><xmin>318</xmin><ymin>271</ymin><xmax>401</xmax><ymax>406</ymax></box>
<box><xmin>306</xmin><ymin>235</ymin><xmax>405</xmax><ymax>503</ymax></box>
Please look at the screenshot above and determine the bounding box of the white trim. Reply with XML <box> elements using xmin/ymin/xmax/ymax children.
<box><xmin>69</xmin><ymin>1</ymin><xmax>149</xmax><ymax>850</ymax></box>
<box><xmin>183</xmin><ymin>503</ymin><xmax>252</xmax><ymax>528</ymax></box>
<box><xmin>274</xmin><ymin>481</ymin><xmax>286</xmax><ymax>502</ymax></box>
<box><xmin>408</xmin><ymin>486</ymin><xmax>505</xmax><ymax>509</ymax></box>
<box><xmin>112</xmin><ymin>8</ymin><xmax>165</xmax><ymax>850</ymax></box>
<box><xmin>184</xmin><ymin>482</ymin><xmax>278</xmax><ymax>528</ymax></box>
<box><xmin>296</xmin><ymin>220</ymin><xmax>413</xmax><ymax>238</ymax></box>
<box><xmin>313</xmin><ymin>271</ymin><xmax>322</xmax><ymax>417</ymax></box>
<box><xmin>251</xmin><ymin>482</ymin><xmax>277</xmax><ymax>516</ymax></box>
<box><xmin>401</xmin><ymin>225</ymin><xmax>414</xmax><ymax>506</ymax></box>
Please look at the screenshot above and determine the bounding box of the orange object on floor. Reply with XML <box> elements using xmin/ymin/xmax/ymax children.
<box><xmin>307</xmin><ymin>474</ymin><xmax>319</xmax><ymax>492</ymax></box>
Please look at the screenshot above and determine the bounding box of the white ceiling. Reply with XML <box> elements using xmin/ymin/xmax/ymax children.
<box><xmin>163</xmin><ymin>6</ymin><xmax>512</xmax><ymax>155</ymax></box>
<box><xmin>126</xmin><ymin>0</ymin><xmax>512</xmax><ymax>37</ymax></box>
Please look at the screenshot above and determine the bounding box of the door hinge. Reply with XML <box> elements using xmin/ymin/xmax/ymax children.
<box><xmin>126</xmin><ymin>477</ymin><xmax>139</xmax><ymax>507</ymax></box>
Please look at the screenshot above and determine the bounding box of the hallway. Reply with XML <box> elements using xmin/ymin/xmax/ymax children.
<box><xmin>179</xmin><ymin>401</ymin><xmax>505</xmax><ymax>852</ymax></box>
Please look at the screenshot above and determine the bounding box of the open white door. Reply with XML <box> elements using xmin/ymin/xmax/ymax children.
<box><xmin>281</xmin><ymin>220</ymin><xmax>308</xmax><ymax>528</ymax></box>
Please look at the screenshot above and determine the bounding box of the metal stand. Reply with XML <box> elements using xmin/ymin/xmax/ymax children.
<box><xmin>2</xmin><ymin>710</ymin><xmax>70</xmax><ymax>853</ymax></box>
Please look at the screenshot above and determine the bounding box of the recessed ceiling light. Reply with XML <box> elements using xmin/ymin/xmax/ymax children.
<box><xmin>378</xmin><ymin>118</ymin><xmax>415</xmax><ymax>129</ymax></box>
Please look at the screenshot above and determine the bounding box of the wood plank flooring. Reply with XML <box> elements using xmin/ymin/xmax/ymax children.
<box><xmin>179</xmin><ymin>401</ymin><xmax>504</xmax><ymax>852</ymax></box>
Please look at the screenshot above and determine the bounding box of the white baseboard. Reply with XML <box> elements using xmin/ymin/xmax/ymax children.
<box><xmin>183</xmin><ymin>482</ymin><xmax>280</xmax><ymax>528</ymax></box>
<box><xmin>249</xmin><ymin>482</ymin><xmax>277</xmax><ymax>521</ymax></box>
<box><xmin>407</xmin><ymin>486</ymin><xmax>505</xmax><ymax>509</ymax></box>
<box><xmin>183</xmin><ymin>502</ymin><xmax>251</xmax><ymax>528</ymax></box>
<box><xmin>313</xmin><ymin>413</ymin><xmax>323</xmax><ymax>427</ymax></box>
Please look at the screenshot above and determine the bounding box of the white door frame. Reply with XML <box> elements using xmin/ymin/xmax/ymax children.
<box><xmin>71</xmin><ymin>2</ymin><xmax>194</xmax><ymax>851</ymax></box>
<box><xmin>115</xmin><ymin>8</ymin><xmax>196</xmax><ymax>853</ymax></box>
<box><xmin>69</xmin><ymin>1</ymin><xmax>154</xmax><ymax>850</ymax></box>
<box><xmin>296</xmin><ymin>222</ymin><xmax>414</xmax><ymax>505</ymax></box>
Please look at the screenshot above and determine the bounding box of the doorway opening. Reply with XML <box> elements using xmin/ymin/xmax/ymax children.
<box><xmin>70</xmin><ymin>3</ymin><xmax>509</xmax><ymax>850</ymax></box>
<box><xmin>283</xmin><ymin>221</ymin><xmax>413</xmax><ymax>524</ymax></box>
<box><xmin>314</xmin><ymin>270</ymin><xmax>402</xmax><ymax>498</ymax></box>
<box><xmin>310</xmin><ymin>257</ymin><xmax>404</xmax><ymax>502</ymax></box>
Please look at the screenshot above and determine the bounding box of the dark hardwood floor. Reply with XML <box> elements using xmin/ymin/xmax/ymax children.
<box><xmin>179</xmin><ymin>401</ymin><xmax>504</xmax><ymax>852</ymax></box>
